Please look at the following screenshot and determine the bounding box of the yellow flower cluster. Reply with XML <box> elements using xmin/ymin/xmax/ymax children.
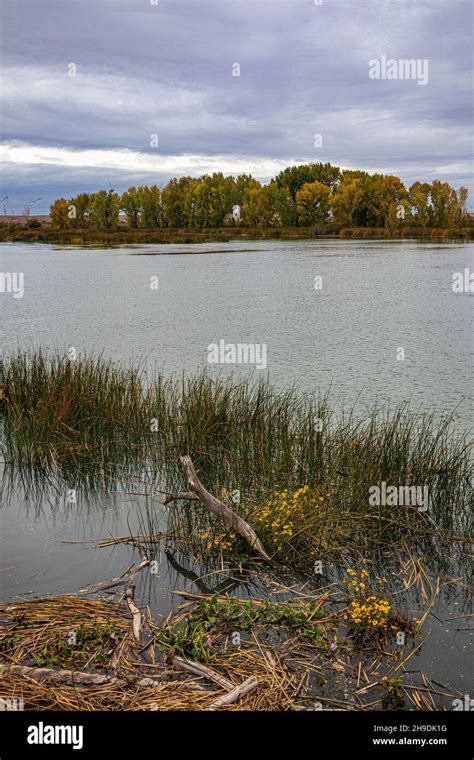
<box><xmin>343</xmin><ymin>596</ymin><xmax>392</xmax><ymax>631</ymax></box>
<box><xmin>253</xmin><ymin>485</ymin><xmax>331</xmax><ymax>552</ymax></box>
<box><xmin>381</xmin><ymin>676</ymin><xmax>402</xmax><ymax>694</ymax></box>
<box><xmin>343</xmin><ymin>567</ymin><xmax>395</xmax><ymax>634</ymax></box>
<box><xmin>344</xmin><ymin>567</ymin><xmax>369</xmax><ymax>594</ymax></box>
<box><xmin>196</xmin><ymin>529</ymin><xmax>236</xmax><ymax>552</ymax></box>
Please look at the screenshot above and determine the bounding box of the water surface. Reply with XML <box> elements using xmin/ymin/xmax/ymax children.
<box><xmin>0</xmin><ymin>239</ymin><xmax>472</xmax><ymax>698</ymax></box>
<box><xmin>1</xmin><ymin>239</ymin><xmax>472</xmax><ymax>414</ymax></box>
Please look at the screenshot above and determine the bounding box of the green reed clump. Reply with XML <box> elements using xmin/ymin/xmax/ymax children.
<box><xmin>1</xmin><ymin>350</ymin><xmax>471</xmax><ymax>559</ymax></box>
<box><xmin>1</xmin><ymin>350</ymin><xmax>150</xmax><ymax>467</ymax></box>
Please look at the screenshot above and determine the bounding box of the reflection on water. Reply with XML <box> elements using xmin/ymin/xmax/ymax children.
<box><xmin>0</xmin><ymin>239</ymin><xmax>472</xmax><ymax>697</ymax></box>
<box><xmin>0</xmin><ymin>463</ymin><xmax>269</xmax><ymax>615</ymax></box>
<box><xmin>0</xmin><ymin>463</ymin><xmax>471</xmax><ymax>694</ymax></box>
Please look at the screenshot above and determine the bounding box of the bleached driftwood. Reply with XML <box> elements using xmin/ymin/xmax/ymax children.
<box><xmin>208</xmin><ymin>675</ymin><xmax>258</xmax><ymax>709</ymax></box>
<box><xmin>0</xmin><ymin>663</ymin><xmax>120</xmax><ymax>686</ymax></box>
<box><xmin>164</xmin><ymin>455</ymin><xmax>270</xmax><ymax>562</ymax></box>
<box><xmin>78</xmin><ymin>549</ymin><xmax>150</xmax><ymax>595</ymax></box>
<box><xmin>125</xmin><ymin>585</ymin><xmax>142</xmax><ymax>643</ymax></box>
<box><xmin>171</xmin><ymin>655</ymin><xmax>233</xmax><ymax>691</ymax></box>
<box><xmin>0</xmin><ymin>663</ymin><xmax>185</xmax><ymax>690</ymax></box>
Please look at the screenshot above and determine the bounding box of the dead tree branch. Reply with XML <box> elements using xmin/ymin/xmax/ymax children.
<box><xmin>164</xmin><ymin>455</ymin><xmax>271</xmax><ymax>562</ymax></box>
<box><xmin>208</xmin><ymin>675</ymin><xmax>259</xmax><ymax>709</ymax></box>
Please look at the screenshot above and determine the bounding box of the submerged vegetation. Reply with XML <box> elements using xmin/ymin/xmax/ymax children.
<box><xmin>0</xmin><ymin>350</ymin><xmax>471</xmax><ymax>570</ymax></box>
<box><xmin>0</xmin><ymin>349</ymin><xmax>471</xmax><ymax>711</ymax></box>
<box><xmin>0</xmin><ymin>557</ymin><xmax>462</xmax><ymax>711</ymax></box>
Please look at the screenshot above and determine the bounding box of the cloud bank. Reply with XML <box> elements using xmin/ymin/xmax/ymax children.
<box><xmin>0</xmin><ymin>0</ymin><xmax>472</xmax><ymax>213</ymax></box>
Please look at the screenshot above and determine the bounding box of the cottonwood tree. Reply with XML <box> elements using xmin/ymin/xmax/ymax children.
<box><xmin>50</xmin><ymin>198</ymin><xmax>69</xmax><ymax>228</ymax></box>
<box><xmin>90</xmin><ymin>190</ymin><xmax>120</xmax><ymax>230</ymax></box>
<box><xmin>67</xmin><ymin>193</ymin><xmax>92</xmax><ymax>227</ymax></box>
<box><xmin>275</xmin><ymin>162</ymin><xmax>340</xmax><ymax>200</ymax></box>
<box><xmin>296</xmin><ymin>181</ymin><xmax>331</xmax><ymax>225</ymax></box>
<box><xmin>121</xmin><ymin>186</ymin><xmax>142</xmax><ymax>228</ymax></box>
<box><xmin>139</xmin><ymin>185</ymin><xmax>162</xmax><ymax>228</ymax></box>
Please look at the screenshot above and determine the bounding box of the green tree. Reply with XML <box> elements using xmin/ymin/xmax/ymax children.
<box><xmin>330</xmin><ymin>174</ymin><xmax>405</xmax><ymax>228</ymax></box>
<box><xmin>456</xmin><ymin>187</ymin><xmax>469</xmax><ymax>224</ymax></box>
<box><xmin>67</xmin><ymin>193</ymin><xmax>92</xmax><ymax>227</ymax></box>
<box><xmin>296</xmin><ymin>181</ymin><xmax>331</xmax><ymax>225</ymax></box>
<box><xmin>201</xmin><ymin>174</ymin><xmax>237</xmax><ymax>227</ymax></box>
<box><xmin>191</xmin><ymin>179</ymin><xmax>210</xmax><ymax>227</ymax></box>
<box><xmin>90</xmin><ymin>190</ymin><xmax>120</xmax><ymax>230</ymax></box>
<box><xmin>371</xmin><ymin>175</ymin><xmax>407</xmax><ymax>227</ymax></box>
<box><xmin>386</xmin><ymin>199</ymin><xmax>411</xmax><ymax>231</ymax></box>
<box><xmin>161</xmin><ymin>177</ymin><xmax>193</xmax><ymax>227</ymax></box>
<box><xmin>234</xmin><ymin>174</ymin><xmax>260</xmax><ymax>205</ymax></box>
<box><xmin>48</xmin><ymin>164</ymin><xmax>467</xmax><ymax>235</ymax></box>
<box><xmin>330</xmin><ymin>178</ymin><xmax>364</xmax><ymax>227</ymax></box>
<box><xmin>139</xmin><ymin>185</ymin><xmax>162</xmax><ymax>228</ymax></box>
<box><xmin>408</xmin><ymin>181</ymin><xmax>431</xmax><ymax>227</ymax></box>
<box><xmin>242</xmin><ymin>182</ymin><xmax>295</xmax><ymax>227</ymax></box>
<box><xmin>50</xmin><ymin>198</ymin><xmax>69</xmax><ymax>229</ymax></box>
<box><xmin>275</xmin><ymin>163</ymin><xmax>340</xmax><ymax>200</ymax></box>
<box><xmin>429</xmin><ymin>180</ymin><xmax>458</xmax><ymax>227</ymax></box>
<box><xmin>121</xmin><ymin>186</ymin><xmax>142</xmax><ymax>228</ymax></box>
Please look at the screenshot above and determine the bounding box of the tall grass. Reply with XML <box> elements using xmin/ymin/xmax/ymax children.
<box><xmin>1</xmin><ymin>350</ymin><xmax>471</xmax><ymax>561</ymax></box>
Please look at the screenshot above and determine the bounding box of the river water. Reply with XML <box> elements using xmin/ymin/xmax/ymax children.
<box><xmin>0</xmin><ymin>239</ymin><xmax>472</xmax><ymax>698</ymax></box>
<box><xmin>0</xmin><ymin>239</ymin><xmax>472</xmax><ymax>412</ymax></box>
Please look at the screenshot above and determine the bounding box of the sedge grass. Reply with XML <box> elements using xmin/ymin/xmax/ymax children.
<box><xmin>1</xmin><ymin>350</ymin><xmax>471</xmax><ymax>567</ymax></box>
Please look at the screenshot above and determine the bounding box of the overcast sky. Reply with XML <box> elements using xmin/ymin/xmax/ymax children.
<box><xmin>0</xmin><ymin>0</ymin><xmax>472</xmax><ymax>213</ymax></box>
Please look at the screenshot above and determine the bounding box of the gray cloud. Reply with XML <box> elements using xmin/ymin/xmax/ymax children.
<box><xmin>0</xmin><ymin>0</ymin><xmax>472</xmax><ymax>213</ymax></box>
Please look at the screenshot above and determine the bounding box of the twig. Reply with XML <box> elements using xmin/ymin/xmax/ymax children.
<box><xmin>163</xmin><ymin>491</ymin><xmax>199</xmax><ymax>503</ymax></box>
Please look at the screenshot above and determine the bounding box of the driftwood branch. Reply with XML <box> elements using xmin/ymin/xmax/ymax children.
<box><xmin>165</xmin><ymin>455</ymin><xmax>270</xmax><ymax>562</ymax></box>
<box><xmin>163</xmin><ymin>491</ymin><xmax>199</xmax><ymax>504</ymax></box>
<box><xmin>208</xmin><ymin>675</ymin><xmax>259</xmax><ymax>709</ymax></box>
<box><xmin>125</xmin><ymin>585</ymin><xmax>142</xmax><ymax>643</ymax></box>
<box><xmin>78</xmin><ymin>549</ymin><xmax>150</xmax><ymax>595</ymax></box>
<box><xmin>0</xmin><ymin>663</ymin><xmax>121</xmax><ymax>686</ymax></box>
<box><xmin>14</xmin><ymin>654</ymin><xmax>236</xmax><ymax>694</ymax></box>
<box><xmin>171</xmin><ymin>656</ymin><xmax>233</xmax><ymax>691</ymax></box>
<box><xmin>0</xmin><ymin>663</ymin><xmax>175</xmax><ymax>690</ymax></box>
<box><xmin>1</xmin><ymin>662</ymin><xmax>255</xmax><ymax>707</ymax></box>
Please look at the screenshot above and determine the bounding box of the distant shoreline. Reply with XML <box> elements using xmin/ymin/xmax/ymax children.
<box><xmin>1</xmin><ymin>223</ymin><xmax>473</xmax><ymax>245</ymax></box>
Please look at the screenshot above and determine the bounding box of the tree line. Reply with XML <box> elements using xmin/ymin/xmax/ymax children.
<box><xmin>49</xmin><ymin>163</ymin><xmax>469</xmax><ymax>231</ymax></box>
